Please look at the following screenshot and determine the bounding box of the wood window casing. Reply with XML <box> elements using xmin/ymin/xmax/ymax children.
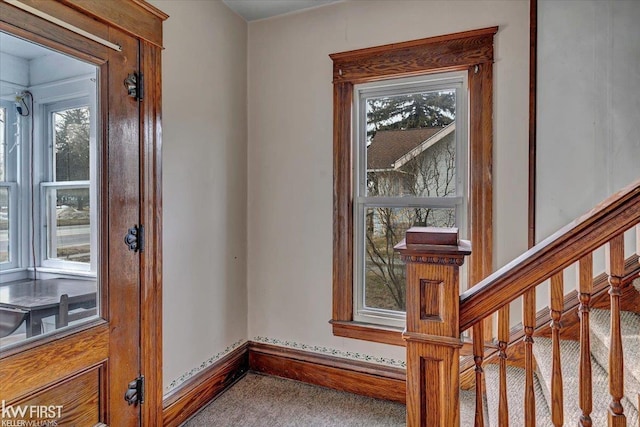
<box><xmin>330</xmin><ymin>27</ymin><xmax>496</xmax><ymax>346</ymax></box>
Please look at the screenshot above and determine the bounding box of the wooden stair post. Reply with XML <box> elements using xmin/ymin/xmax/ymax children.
<box><xmin>395</xmin><ymin>227</ymin><xmax>471</xmax><ymax>427</ymax></box>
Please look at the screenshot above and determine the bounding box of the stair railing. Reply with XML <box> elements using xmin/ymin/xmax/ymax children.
<box><xmin>396</xmin><ymin>178</ymin><xmax>640</xmax><ymax>427</ymax></box>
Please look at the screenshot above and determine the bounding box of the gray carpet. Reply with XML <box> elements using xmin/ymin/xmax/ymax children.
<box><xmin>484</xmin><ymin>364</ymin><xmax>553</xmax><ymax>427</ymax></box>
<box><xmin>459</xmin><ymin>389</ymin><xmax>482</xmax><ymax>426</ymax></box>
<box><xmin>590</xmin><ymin>308</ymin><xmax>640</xmax><ymax>414</ymax></box>
<box><xmin>183</xmin><ymin>373</ymin><xmax>406</xmax><ymax>426</ymax></box>
<box><xmin>533</xmin><ymin>337</ymin><xmax>635</xmax><ymax>426</ymax></box>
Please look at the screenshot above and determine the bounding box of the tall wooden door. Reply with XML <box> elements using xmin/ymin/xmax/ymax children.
<box><xmin>0</xmin><ymin>1</ymin><xmax>164</xmax><ymax>425</ymax></box>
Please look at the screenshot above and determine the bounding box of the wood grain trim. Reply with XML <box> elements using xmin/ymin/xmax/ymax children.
<box><xmin>58</xmin><ymin>0</ymin><xmax>167</xmax><ymax>48</ymax></box>
<box><xmin>1</xmin><ymin>0</ymin><xmax>166</xmax><ymax>52</ymax></box>
<box><xmin>0</xmin><ymin>2</ymin><xmax>110</xmax><ymax>63</ymax></box>
<box><xmin>249</xmin><ymin>342</ymin><xmax>406</xmax><ymax>404</ymax></box>
<box><xmin>8</xmin><ymin>0</ymin><xmax>109</xmax><ymax>40</ymax></box>
<box><xmin>0</xmin><ymin>323</ymin><xmax>109</xmax><ymax>402</ymax></box>
<box><xmin>468</xmin><ymin>62</ymin><xmax>494</xmax><ymax>286</ymax></box>
<box><xmin>331</xmin><ymin>320</ymin><xmax>405</xmax><ymax>347</ymax></box>
<box><xmin>332</xmin><ymin>81</ymin><xmax>354</xmax><ymax>322</ymax></box>
<box><xmin>459</xmin><ymin>179</ymin><xmax>640</xmax><ymax>331</ymax></box>
<box><xmin>162</xmin><ymin>343</ymin><xmax>249</xmax><ymax>427</ymax></box>
<box><xmin>130</xmin><ymin>0</ymin><xmax>170</xmax><ymax>20</ymax></box>
<box><xmin>330</xmin><ymin>27</ymin><xmax>498</xmax><ymax>61</ymax></box>
<box><xmin>140</xmin><ymin>40</ymin><xmax>164</xmax><ymax>427</ymax></box>
<box><xmin>528</xmin><ymin>0</ymin><xmax>538</xmax><ymax>249</ymax></box>
<box><xmin>330</xmin><ymin>27</ymin><xmax>498</xmax><ymax>84</ymax></box>
<box><xmin>9</xmin><ymin>366</ymin><xmax>103</xmax><ymax>425</ymax></box>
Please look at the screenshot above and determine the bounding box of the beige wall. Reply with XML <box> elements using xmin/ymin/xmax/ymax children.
<box><xmin>142</xmin><ymin>0</ymin><xmax>636</xmax><ymax>396</ymax></box>
<box><xmin>534</xmin><ymin>0</ymin><xmax>640</xmax><ymax>310</ymax></box>
<box><xmin>537</xmin><ymin>0</ymin><xmax>640</xmax><ymax>242</ymax></box>
<box><xmin>149</xmin><ymin>0</ymin><xmax>248</xmax><ymax>392</ymax></box>
<box><xmin>247</xmin><ymin>1</ymin><xmax>529</xmax><ymax>361</ymax></box>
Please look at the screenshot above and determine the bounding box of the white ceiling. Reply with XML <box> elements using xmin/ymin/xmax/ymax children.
<box><xmin>223</xmin><ymin>0</ymin><xmax>342</xmax><ymax>22</ymax></box>
<box><xmin>0</xmin><ymin>31</ymin><xmax>52</xmax><ymax>60</ymax></box>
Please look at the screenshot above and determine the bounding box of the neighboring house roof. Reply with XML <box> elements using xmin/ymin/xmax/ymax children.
<box><xmin>367</xmin><ymin>123</ymin><xmax>455</xmax><ymax>171</ymax></box>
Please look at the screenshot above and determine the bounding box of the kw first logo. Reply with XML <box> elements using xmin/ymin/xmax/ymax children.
<box><xmin>1</xmin><ymin>401</ymin><xmax>62</xmax><ymax>426</ymax></box>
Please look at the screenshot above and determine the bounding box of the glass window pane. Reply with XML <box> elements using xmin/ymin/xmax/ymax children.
<box><xmin>365</xmin><ymin>90</ymin><xmax>456</xmax><ymax>197</ymax></box>
<box><xmin>46</xmin><ymin>187</ymin><xmax>91</xmax><ymax>264</ymax></box>
<box><xmin>53</xmin><ymin>107</ymin><xmax>90</xmax><ymax>182</ymax></box>
<box><xmin>0</xmin><ymin>187</ymin><xmax>8</xmax><ymax>263</ymax></box>
<box><xmin>0</xmin><ymin>31</ymin><xmax>100</xmax><ymax>349</ymax></box>
<box><xmin>363</xmin><ymin>206</ymin><xmax>455</xmax><ymax>311</ymax></box>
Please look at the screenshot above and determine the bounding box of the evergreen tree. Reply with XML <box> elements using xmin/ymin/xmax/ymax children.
<box><xmin>366</xmin><ymin>90</ymin><xmax>455</xmax><ymax>140</ymax></box>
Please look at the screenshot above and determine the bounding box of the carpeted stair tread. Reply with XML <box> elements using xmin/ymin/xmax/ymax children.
<box><xmin>590</xmin><ymin>308</ymin><xmax>640</xmax><ymax>411</ymax></box>
<box><xmin>484</xmin><ymin>364</ymin><xmax>553</xmax><ymax>427</ymax></box>
<box><xmin>534</xmin><ymin>337</ymin><xmax>639</xmax><ymax>425</ymax></box>
<box><xmin>460</xmin><ymin>388</ymin><xmax>485</xmax><ymax>426</ymax></box>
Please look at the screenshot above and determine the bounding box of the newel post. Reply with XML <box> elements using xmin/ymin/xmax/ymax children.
<box><xmin>394</xmin><ymin>227</ymin><xmax>471</xmax><ymax>427</ymax></box>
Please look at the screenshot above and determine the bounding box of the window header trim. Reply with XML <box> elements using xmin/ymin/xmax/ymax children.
<box><xmin>330</xmin><ymin>27</ymin><xmax>498</xmax><ymax>84</ymax></box>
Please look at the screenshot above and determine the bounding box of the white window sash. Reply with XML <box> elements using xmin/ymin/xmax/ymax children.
<box><xmin>39</xmin><ymin>181</ymin><xmax>92</xmax><ymax>272</ymax></box>
<box><xmin>352</xmin><ymin>71</ymin><xmax>468</xmax><ymax>328</ymax></box>
<box><xmin>0</xmin><ymin>182</ymin><xmax>19</xmax><ymax>270</ymax></box>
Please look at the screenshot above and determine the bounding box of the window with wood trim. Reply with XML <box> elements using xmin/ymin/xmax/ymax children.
<box><xmin>353</xmin><ymin>72</ymin><xmax>468</xmax><ymax>328</ymax></box>
<box><xmin>330</xmin><ymin>27</ymin><xmax>496</xmax><ymax>346</ymax></box>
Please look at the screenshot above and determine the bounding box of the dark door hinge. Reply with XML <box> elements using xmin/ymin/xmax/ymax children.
<box><xmin>124</xmin><ymin>375</ymin><xmax>144</xmax><ymax>406</ymax></box>
<box><xmin>124</xmin><ymin>72</ymin><xmax>143</xmax><ymax>101</ymax></box>
<box><xmin>124</xmin><ymin>224</ymin><xmax>144</xmax><ymax>253</ymax></box>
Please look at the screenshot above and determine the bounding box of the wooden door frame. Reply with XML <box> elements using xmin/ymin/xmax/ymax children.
<box><xmin>0</xmin><ymin>1</ymin><xmax>166</xmax><ymax>424</ymax></box>
<box><xmin>528</xmin><ymin>0</ymin><xmax>537</xmax><ymax>249</ymax></box>
<box><xmin>61</xmin><ymin>1</ymin><xmax>167</xmax><ymax>424</ymax></box>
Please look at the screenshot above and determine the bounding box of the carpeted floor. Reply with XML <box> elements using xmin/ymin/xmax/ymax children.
<box><xmin>186</xmin><ymin>280</ymin><xmax>640</xmax><ymax>426</ymax></box>
<box><xmin>184</xmin><ymin>373</ymin><xmax>407</xmax><ymax>426</ymax></box>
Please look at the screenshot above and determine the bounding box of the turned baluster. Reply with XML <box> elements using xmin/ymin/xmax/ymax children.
<box><xmin>578</xmin><ymin>254</ymin><xmax>593</xmax><ymax>427</ymax></box>
<box><xmin>637</xmin><ymin>225</ymin><xmax>640</xmax><ymax>264</ymax></box>
<box><xmin>631</xmin><ymin>224</ymin><xmax>639</xmax><ymax>427</ymax></box>
<box><xmin>550</xmin><ymin>272</ymin><xmax>564</xmax><ymax>427</ymax></box>
<box><xmin>523</xmin><ymin>289</ymin><xmax>536</xmax><ymax>427</ymax></box>
<box><xmin>498</xmin><ymin>305</ymin><xmax>510</xmax><ymax>426</ymax></box>
<box><xmin>473</xmin><ymin>322</ymin><xmax>485</xmax><ymax>427</ymax></box>
<box><xmin>606</xmin><ymin>234</ymin><xmax>627</xmax><ymax>427</ymax></box>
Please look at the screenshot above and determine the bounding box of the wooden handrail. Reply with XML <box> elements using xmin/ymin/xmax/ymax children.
<box><xmin>459</xmin><ymin>178</ymin><xmax>640</xmax><ymax>331</ymax></box>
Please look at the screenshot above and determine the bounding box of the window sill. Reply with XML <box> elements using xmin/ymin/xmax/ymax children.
<box><xmin>0</xmin><ymin>267</ymin><xmax>96</xmax><ymax>279</ymax></box>
<box><xmin>330</xmin><ymin>320</ymin><xmax>405</xmax><ymax>347</ymax></box>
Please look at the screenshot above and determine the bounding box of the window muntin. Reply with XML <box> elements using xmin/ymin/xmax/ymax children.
<box><xmin>353</xmin><ymin>73</ymin><xmax>467</xmax><ymax>327</ymax></box>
